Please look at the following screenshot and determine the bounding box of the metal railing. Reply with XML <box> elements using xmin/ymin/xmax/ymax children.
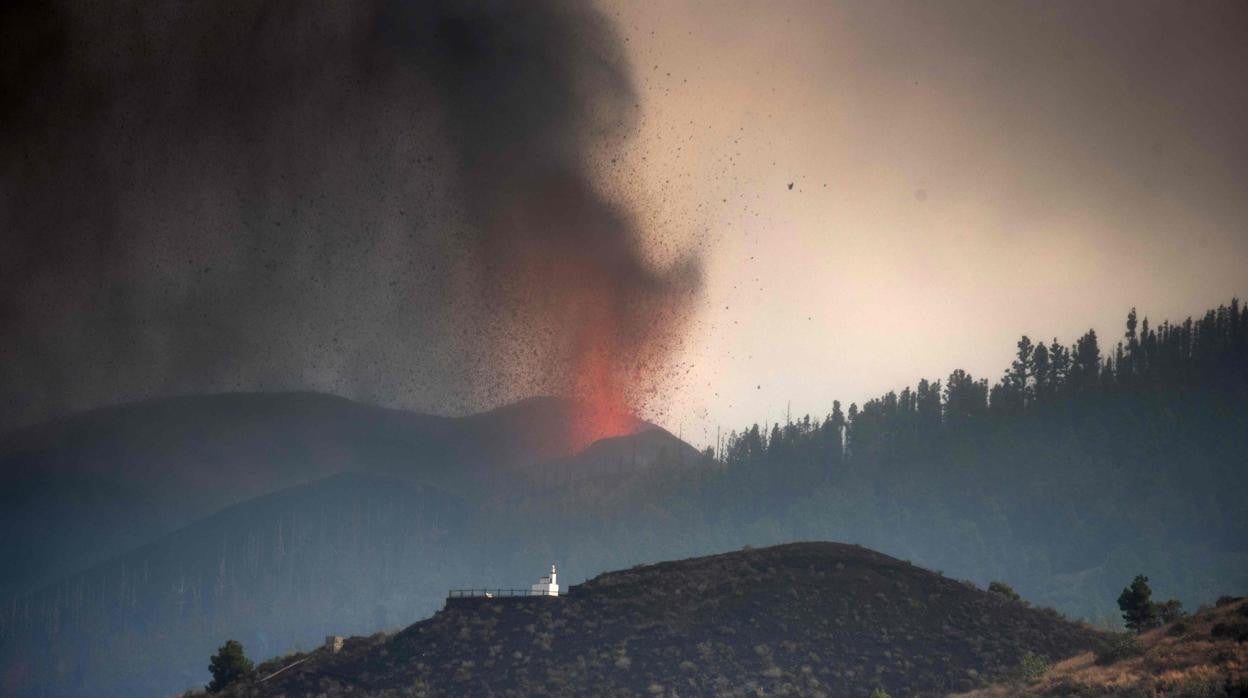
<box><xmin>447</xmin><ymin>588</ymin><xmax>556</xmax><ymax>598</ymax></box>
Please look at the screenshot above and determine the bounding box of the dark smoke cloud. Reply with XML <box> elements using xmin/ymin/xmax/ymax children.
<box><xmin>0</xmin><ymin>0</ymin><xmax>700</xmax><ymax>435</ymax></box>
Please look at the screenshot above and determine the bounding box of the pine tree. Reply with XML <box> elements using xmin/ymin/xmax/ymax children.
<box><xmin>944</xmin><ymin>369</ymin><xmax>987</xmax><ymax>423</ymax></box>
<box><xmin>1032</xmin><ymin>342</ymin><xmax>1052</xmax><ymax>405</ymax></box>
<box><xmin>916</xmin><ymin>379</ymin><xmax>942</xmax><ymax>432</ymax></box>
<box><xmin>1124</xmin><ymin>307</ymin><xmax>1139</xmax><ymax>379</ymax></box>
<box><xmin>1048</xmin><ymin>338</ymin><xmax>1070</xmax><ymax>396</ymax></box>
<box><xmin>1069</xmin><ymin>330</ymin><xmax>1101</xmax><ymax>392</ymax></box>
<box><xmin>1117</xmin><ymin>575</ymin><xmax>1158</xmax><ymax>633</ymax></box>
<box><xmin>828</xmin><ymin>401</ymin><xmax>845</xmax><ymax>467</ymax></box>
<box><xmin>1012</xmin><ymin>335</ymin><xmax>1035</xmax><ymax>393</ymax></box>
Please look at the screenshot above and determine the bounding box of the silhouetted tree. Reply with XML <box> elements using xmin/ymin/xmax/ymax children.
<box><xmin>1155</xmin><ymin>599</ymin><xmax>1184</xmax><ymax>625</ymax></box>
<box><xmin>1123</xmin><ymin>307</ymin><xmax>1139</xmax><ymax>379</ymax></box>
<box><xmin>208</xmin><ymin>639</ymin><xmax>253</xmax><ymax>693</ymax></box>
<box><xmin>1069</xmin><ymin>330</ymin><xmax>1101</xmax><ymax>392</ymax></box>
<box><xmin>944</xmin><ymin>369</ymin><xmax>987</xmax><ymax>423</ymax></box>
<box><xmin>916</xmin><ymin>379</ymin><xmax>942</xmax><ymax>432</ymax></box>
<box><xmin>827</xmin><ymin>400</ymin><xmax>845</xmax><ymax>469</ymax></box>
<box><xmin>1117</xmin><ymin>575</ymin><xmax>1157</xmax><ymax>633</ymax></box>
<box><xmin>845</xmin><ymin>403</ymin><xmax>859</xmax><ymax>459</ymax></box>
<box><xmin>1012</xmin><ymin>335</ymin><xmax>1035</xmax><ymax>406</ymax></box>
<box><xmin>1031</xmin><ymin>342</ymin><xmax>1051</xmax><ymax>405</ymax></box>
<box><xmin>1047</xmin><ymin>338</ymin><xmax>1070</xmax><ymax>398</ymax></box>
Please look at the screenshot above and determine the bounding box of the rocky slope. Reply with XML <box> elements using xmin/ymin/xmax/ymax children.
<box><xmin>224</xmin><ymin>542</ymin><xmax>1105</xmax><ymax>697</ymax></box>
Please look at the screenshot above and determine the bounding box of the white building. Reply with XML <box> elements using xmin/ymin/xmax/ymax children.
<box><xmin>531</xmin><ymin>563</ymin><xmax>559</xmax><ymax>596</ymax></box>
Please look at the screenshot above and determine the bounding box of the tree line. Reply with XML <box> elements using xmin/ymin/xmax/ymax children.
<box><xmin>716</xmin><ymin>298</ymin><xmax>1247</xmax><ymax>487</ymax></box>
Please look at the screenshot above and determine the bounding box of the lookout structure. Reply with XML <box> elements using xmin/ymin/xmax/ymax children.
<box><xmin>531</xmin><ymin>564</ymin><xmax>559</xmax><ymax>596</ymax></box>
<box><xmin>447</xmin><ymin>563</ymin><xmax>561</xmax><ymax>603</ymax></box>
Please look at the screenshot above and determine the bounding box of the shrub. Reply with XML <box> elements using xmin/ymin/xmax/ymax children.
<box><xmin>1015</xmin><ymin>651</ymin><xmax>1049</xmax><ymax>683</ymax></box>
<box><xmin>1166</xmin><ymin>621</ymin><xmax>1190</xmax><ymax>637</ymax></box>
<box><xmin>1095</xmin><ymin>633</ymin><xmax>1144</xmax><ymax>666</ymax></box>
<box><xmin>1210</xmin><ymin>621</ymin><xmax>1248</xmax><ymax>642</ymax></box>
<box><xmin>1174</xmin><ymin>673</ymin><xmax>1221</xmax><ymax>698</ymax></box>
<box><xmin>1214</xmin><ymin>595</ymin><xmax>1243</xmax><ymax>607</ymax></box>
<box><xmin>1155</xmin><ymin>598</ymin><xmax>1185</xmax><ymax>624</ymax></box>
<box><xmin>868</xmin><ymin>689</ymin><xmax>891</xmax><ymax>698</ymax></box>
<box><xmin>988</xmin><ymin>581</ymin><xmax>1022</xmax><ymax>602</ymax></box>
<box><xmin>207</xmin><ymin>639</ymin><xmax>254</xmax><ymax>693</ymax></box>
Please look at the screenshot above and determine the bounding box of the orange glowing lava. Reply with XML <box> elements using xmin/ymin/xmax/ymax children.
<box><xmin>565</xmin><ymin>320</ymin><xmax>644</xmax><ymax>451</ymax></box>
<box><xmin>480</xmin><ymin>174</ymin><xmax>700</xmax><ymax>455</ymax></box>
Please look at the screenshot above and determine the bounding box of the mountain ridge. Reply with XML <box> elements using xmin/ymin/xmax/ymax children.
<box><xmin>0</xmin><ymin>391</ymin><xmax>668</xmax><ymax>599</ymax></box>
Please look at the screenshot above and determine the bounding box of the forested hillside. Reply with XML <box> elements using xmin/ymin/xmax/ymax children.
<box><xmin>685</xmin><ymin>299</ymin><xmax>1248</xmax><ymax>619</ymax></box>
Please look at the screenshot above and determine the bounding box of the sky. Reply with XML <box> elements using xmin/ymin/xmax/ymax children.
<box><xmin>602</xmin><ymin>0</ymin><xmax>1248</xmax><ymax>446</ymax></box>
<box><xmin>2</xmin><ymin>0</ymin><xmax>1246</xmax><ymax>447</ymax></box>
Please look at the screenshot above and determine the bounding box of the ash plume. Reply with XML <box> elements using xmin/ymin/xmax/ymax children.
<box><xmin>0</xmin><ymin>0</ymin><xmax>700</xmax><ymax>440</ymax></box>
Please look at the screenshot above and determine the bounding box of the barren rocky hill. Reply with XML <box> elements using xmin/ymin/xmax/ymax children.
<box><xmin>224</xmin><ymin>542</ymin><xmax>1105</xmax><ymax>697</ymax></box>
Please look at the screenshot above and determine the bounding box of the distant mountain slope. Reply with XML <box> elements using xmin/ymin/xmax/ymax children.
<box><xmin>0</xmin><ymin>395</ymin><xmax>692</xmax><ymax>698</ymax></box>
<box><xmin>226</xmin><ymin>543</ymin><xmax>1106</xmax><ymax>698</ymax></box>
<box><xmin>0</xmin><ymin>471</ymin><xmax>469</xmax><ymax>697</ymax></box>
<box><xmin>0</xmin><ymin>392</ymin><xmax>647</xmax><ymax>599</ymax></box>
<box><xmin>519</xmin><ymin>426</ymin><xmax>704</xmax><ymax>492</ymax></box>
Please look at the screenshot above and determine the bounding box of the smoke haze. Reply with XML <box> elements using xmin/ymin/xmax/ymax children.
<box><xmin>0</xmin><ymin>0</ymin><xmax>700</xmax><ymax>441</ymax></box>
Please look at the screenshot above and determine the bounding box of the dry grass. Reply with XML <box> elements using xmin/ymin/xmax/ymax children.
<box><xmin>954</xmin><ymin>598</ymin><xmax>1248</xmax><ymax>697</ymax></box>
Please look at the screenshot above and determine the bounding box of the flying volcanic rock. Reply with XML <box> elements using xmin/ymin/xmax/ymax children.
<box><xmin>0</xmin><ymin>0</ymin><xmax>701</xmax><ymax>450</ymax></box>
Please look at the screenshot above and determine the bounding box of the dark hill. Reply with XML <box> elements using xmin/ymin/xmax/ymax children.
<box><xmin>226</xmin><ymin>543</ymin><xmax>1105</xmax><ymax>697</ymax></box>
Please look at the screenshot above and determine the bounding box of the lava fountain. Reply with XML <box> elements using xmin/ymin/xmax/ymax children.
<box><xmin>484</xmin><ymin>174</ymin><xmax>701</xmax><ymax>453</ymax></box>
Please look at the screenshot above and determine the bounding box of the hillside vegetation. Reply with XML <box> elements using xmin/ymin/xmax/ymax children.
<box><xmin>958</xmin><ymin>597</ymin><xmax>1248</xmax><ymax>696</ymax></box>
<box><xmin>689</xmin><ymin>299</ymin><xmax>1248</xmax><ymax>621</ymax></box>
<box><xmin>221</xmin><ymin>543</ymin><xmax>1105</xmax><ymax>697</ymax></box>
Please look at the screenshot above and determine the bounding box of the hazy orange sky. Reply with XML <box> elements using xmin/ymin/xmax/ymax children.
<box><xmin>598</xmin><ymin>0</ymin><xmax>1248</xmax><ymax>445</ymax></box>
